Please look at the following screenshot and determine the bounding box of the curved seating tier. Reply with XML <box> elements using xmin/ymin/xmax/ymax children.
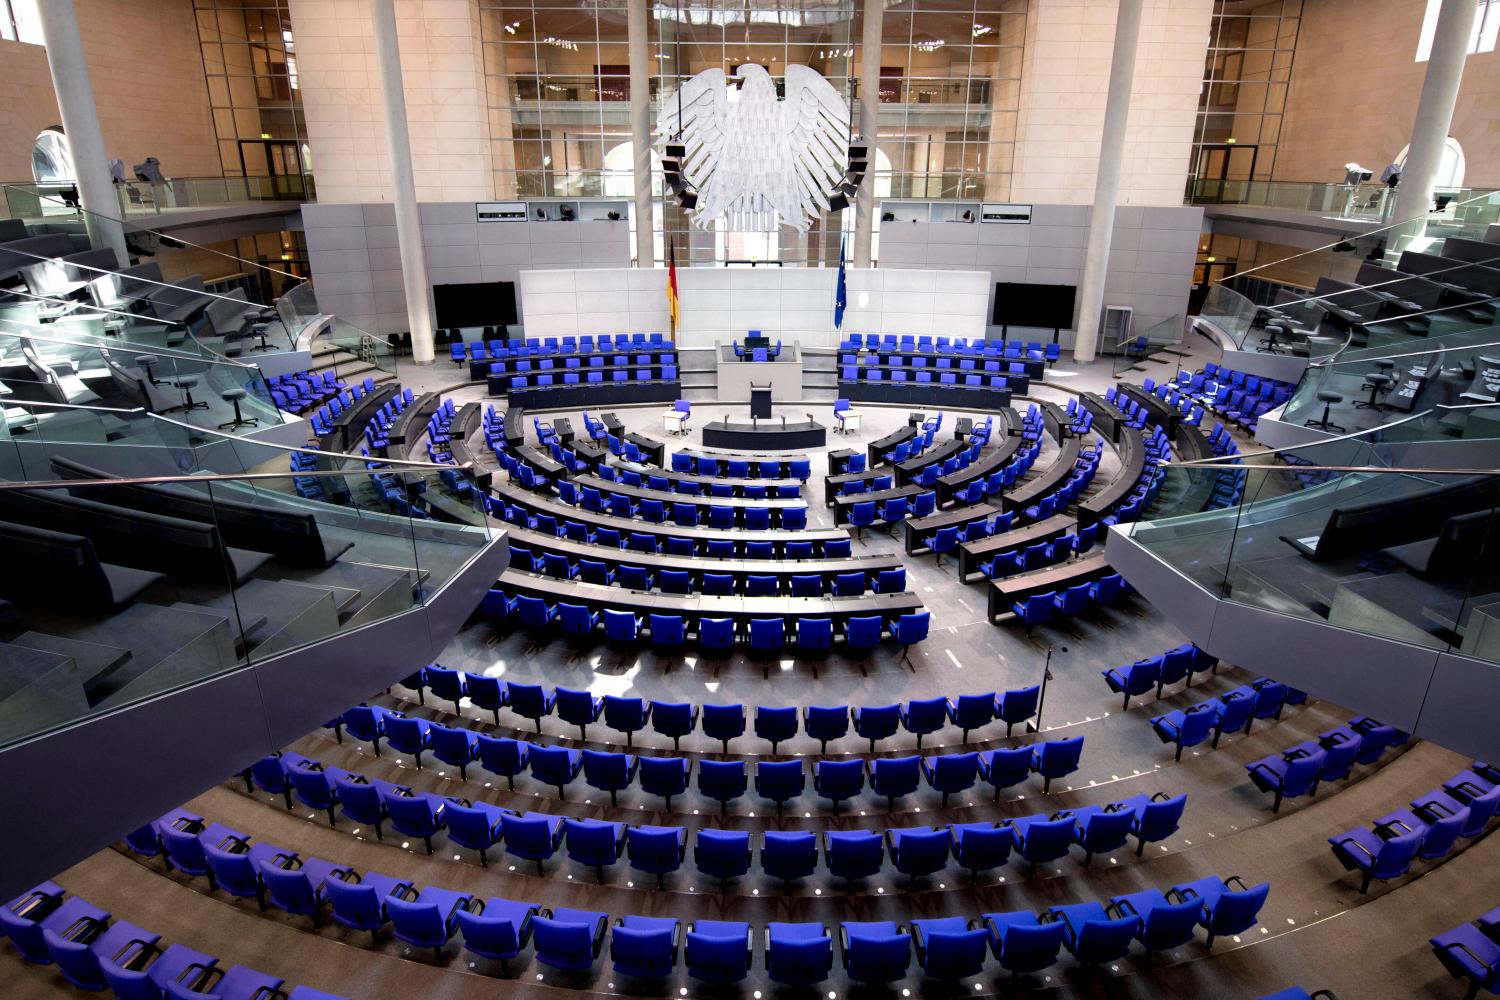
<box><xmin>0</xmin><ymin>881</ymin><xmax>345</xmax><ymax>999</ymax></box>
<box><xmin>490</xmin><ymin>571</ymin><xmax>929</xmax><ymax>651</ymax></box>
<box><xmin>489</xmin><ymin>481</ymin><xmax>847</xmax><ymax>555</ymax></box>
<box><xmin>394</xmin><ymin>671</ymin><xmax>1044</xmax><ymax>750</ymax></box>
<box><xmin>1331</xmin><ymin>761</ymin><xmax>1499</xmax><ymax>894</ymax></box>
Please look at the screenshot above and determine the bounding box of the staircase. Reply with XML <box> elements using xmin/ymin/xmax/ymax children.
<box><xmin>679</xmin><ymin>347</ymin><xmax>717</xmax><ymax>402</ymax></box>
<box><xmin>308</xmin><ymin>339</ymin><xmax>397</xmax><ymax>389</ymax></box>
<box><xmin>802</xmin><ymin>348</ymin><xmax>838</xmax><ymax>402</ymax></box>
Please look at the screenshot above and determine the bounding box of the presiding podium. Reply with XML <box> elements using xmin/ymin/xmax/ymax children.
<box><xmin>750</xmin><ymin>385</ymin><xmax>772</xmax><ymax>420</ymax></box>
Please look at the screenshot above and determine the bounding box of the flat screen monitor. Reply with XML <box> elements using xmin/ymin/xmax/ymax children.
<box><xmin>433</xmin><ymin>281</ymin><xmax>518</xmax><ymax>329</ymax></box>
<box><xmin>992</xmin><ymin>282</ymin><xmax>1077</xmax><ymax>329</ymax></box>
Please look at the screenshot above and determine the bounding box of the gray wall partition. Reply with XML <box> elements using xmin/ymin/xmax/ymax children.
<box><xmin>0</xmin><ymin>533</ymin><xmax>509</xmax><ymax>900</ymax></box>
<box><xmin>876</xmin><ymin>205</ymin><xmax>1204</xmax><ymax>347</ymax></box>
<box><xmin>1105</xmin><ymin>526</ymin><xmax>1500</xmax><ymax>763</ymax></box>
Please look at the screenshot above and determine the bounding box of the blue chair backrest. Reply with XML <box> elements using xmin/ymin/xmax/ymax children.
<box><xmin>1204</xmin><ymin>882</ymin><xmax>1271</xmax><ymax>934</ymax></box>
<box><xmin>923</xmin><ymin>926</ymin><xmax>990</xmax><ymax>978</ymax></box>
<box><xmin>826</xmin><ymin>831</ymin><xmax>884</xmax><ymax>880</ymax></box>
<box><xmin>532</xmin><ymin>913</ymin><xmax>601</xmax><ymax>970</ymax></box>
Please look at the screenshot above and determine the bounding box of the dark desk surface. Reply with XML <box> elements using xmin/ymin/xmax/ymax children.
<box><xmin>824</xmin><ymin>468</ymin><xmax>891</xmax><ymax>504</ymax></box>
<box><xmin>501</xmin><ymin>568</ymin><xmax>925</xmax><ymax>624</ymax></box>
<box><xmin>987</xmin><ymin>552</ymin><xmax>1113</xmax><ymax>620</ymax></box>
<box><xmin>503</xmin><ymin>522</ymin><xmax>900</xmax><ymax>580</ymax></box>
<box><xmin>1003</xmin><ymin>435</ymin><xmax>1084</xmax><ymax>511</ymax></box>
<box><xmin>703</xmin><ymin>420</ymin><xmax>826</xmax><ymax>451</ymax></box>
<box><xmin>959</xmin><ymin>514</ymin><xmax>1075</xmax><ymax>582</ymax></box>
<box><xmin>515</xmin><ymin>444</ymin><xmax>565</xmax><ymax>480</ymax></box>
<box><xmin>1079</xmin><ymin>392</ymin><xmax>1122</xmax><ymax>444</ymax></box>
<box><xmin>503</xmin><ymin>407</ymin><xmax>525</xmax><ymax>448</ymax></box>
<box><xmin>574</xmin><ymin>474</ymin><xmax>804</xmax><ymax>510</ymax></box>
<box><xmin>831</xmin><ymin>483</ymin><xmax>925</xmax><ymax>523</ymax></box>
<box><xmin>901</xmin><ymin>509</ymin><xmax>982</xmax><ymax>554</ymax></box>
<box><xmin>827</xmin><ymin>448</ymin><xmax>859</xmax><ymax>476</ymax></box>
<box><xmin>675</xmin><ymin>448</ymin><xmax>799</xmax><ymax>471</ymax></box>
<box><xmin>1174</xmin><ymin>423</ymin><xmax>1212</xmax><ymax>463</ymax></box>
<box><xmin>492</xmin><ymin>481</ymin><xmax>848</xmax><ymax>546</ymax></box>
<box><xmin>1078</xmin><ymin>425</ymin><xmax>1145</xmax><ymax>526</ymax></box>
<box><xmin>330</xmin><ymin>384</ymin><xmax>399</xmax><ymax>450</ymax></box>
<box><xmin>868</xmin><ymin>425</ymin><xmax>916</xmax><ymax>465</ymax></box>
<box><xmin>1118</xmin><ymin>383</ymin><xmax>1180</xmax><ymax>433</ymax></box>
<box><xmin>894</xmin><ymin>438</ymin><xmax>965</xmax><ymax>485</ymax></box>
<box><xmin>936</xmin><ymin>439</ymin><xmax>1021</xmax><ymax>504</ymax></box>
<box><xmin>624</xmin><ymin>432</ymin><xmax>665</xmax><ymax>466</ymax></box>
<box><xmin>614</xmin><ymin>460</ymin><xmax>801</xmax><ymax>497</ymax></box>
<box><xmin>601</xmin><ymin>412</ymin><xmax>625</xmax><ymax>435</ymax></box>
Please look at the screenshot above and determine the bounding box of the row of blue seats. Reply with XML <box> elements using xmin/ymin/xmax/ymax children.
<box><xmin>492</xmin><ymin>353</ymin><xmax>676</xmax><ymax>371</ymax></box>
<box><xmin>1</xmin><ymin>880</ymin><xmax>343</xmax><ymax>999</ymax></box>
<box><xmin>267</xmin><ymin>370</ymin><xmax>346</xmax><ymax>415</ymax></box>
<box><xmin>553</xmin><ymin>484</ymin><xmax>808</xmax><ymax>530</ymax></box>
<box><xmin>594</xmin><ymin>464</ymin><xmax>802</xmax><ymax>498</ymax></box>
<box><xmin>840</xmin><ymin>369</ymin><xmax>1017</xmax><ymax>390</ymax></box>
<box><xmin>503</xmin><ymin>368</ymin><xmax>676</xmax><ymax>391</ymax></box>
<box><xmin>256</xmin><ymin>733</ymin><xmax>1109</xmax><ymax>846</ymax></box>
<box><xmin>1102</xmin><ymin>643</ymin><xmax>1221</xmax><ymax>710</ymax></box>
<box><xmin>489</xmin><ymin>500</ymin><xmax>852</xmax><ymax>560</ymax></box>
<box><xmin>664</xmin><ymin>453</ymin><xmax>806</xmax><ymax>479</ymax></box>
<box><xmin>1149</xmin><ymin>679</ymin><xmax>1306</xmax><ymax>760</ymax></box>
<box><xmin>451</xmin><ymin>333</ymin><xmax>671</xmax><ymax>361</ymax></box>
<box><xmin>731</xmin><ymin>342</ymin><xmax>782</xmax><ymax>362</ymax></box>
<box><xmin>358</xmin><ymin>387</ymin><xmax>421</xmax><ymax>454</ymax></box>
<box><xmin>1430</xmin><ymin>902</ymin><xmax>1500</xmax><ymax>1000</ymax></box>
<box><xmin>301</xmin><ymin>378</ymin><xmax>383</xmax><ymax>439</ymax></box>
<box><xmin>980</xmin><ymin>521</ymin><xmax>1105</xmax><ymax>581</ymax></box>
<box><xmin>841</xmin><ymin>354</ymin><xmax>1035</xmax><ymax>377</ymax></box>
<box><xmin>395</xmin><ymin>671</ymin><xmax>1044</xmax><ymax>748</ymax></box>
<box><xmin>1064</xmin><ymin>397</ymin><xmax>1094</xmax><ymax>435</ymax></box>
<box><xmin>496</xmin><ymin>592</ymin><xmax>932</xmax><ymax>655</ymax></box>
<box><xmin>510</xmin><ymin>549</ymin><xmax>908</xmax><ymax>599</ymax></box>
<box><xmin>840</xmin><ymin>333</ymin><xmax>1061</xmax><ymax>362</ymax></box>
<box><xmin>1331</xmin><ymin>761</ymin><xmax>1500</xmax><ymax>894</ymax></box>
<box><xmin>1246</xmin><ymin>716</ymin><xmax>1405</xmax><ymax>812</ymax></box>
<box><xmin>1009</xmin><ymin>574</ymin><xmax>1133</xmax><ymax>629</ymax></box>
<box><xmin>121</xmin><ymin>807</ymin><xmax>1265</xmax><ymax>985</ymax></box>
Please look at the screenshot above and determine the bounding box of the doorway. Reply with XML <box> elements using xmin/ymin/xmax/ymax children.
<box><xmin>1193</xmin><ymin>143</ymin><xmax>1259</xmax><ymax>203</ymax></box>
<box><xmin>236</xmin><ymin>139</ymin><xmax>309</xmax><ymax>200</ymax></box>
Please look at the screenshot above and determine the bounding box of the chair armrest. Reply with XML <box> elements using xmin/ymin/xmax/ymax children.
<box><xmin>1224</xmin><ymin>875</ymin><xmax>1250</xmax><ymax>891</ymax></box>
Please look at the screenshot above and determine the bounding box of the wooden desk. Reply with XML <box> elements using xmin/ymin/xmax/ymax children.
<box><xmin>1003</xmin><ymin>435</ymin><xmax>1083</xmax><ymax>512</ymax></box>
<box><xmin>831</xmin><ymin>484</ymin><xmax>925</xmax><ymax>524</ymax></box>
<box><xmin>868</xmin><ymin>425</ymin><xmax>916</xmax><ymax>466</ymax></box>
<box><xmin>958</xmin><ymin>514</ymin><xmax>1074</xmax><ymax>583</ymax></box>
<box><xmin>500</xmin><ymin>569</ymin><xmax>925</xmax><ymax>628</ymax></box>
<box><xmin>986</xmin><ymin>552</ymin><xmax>1112</xmax><ymax>621</ymax></box>
<box><xmin>491</xmin><ymin>481</ymin><xmax>848</xmax><ymax>553</ymax></box>
<box><xmin>1078</xmin><ymin>426</ymin><xmax>1145</xmax><ymax>527</ymax></box>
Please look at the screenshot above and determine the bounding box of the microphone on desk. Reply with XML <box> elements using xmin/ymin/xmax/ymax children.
<box><xmin>781</xmin><ymin>416</ymin><xmax>786</xmax><ymax>428</ymax></box>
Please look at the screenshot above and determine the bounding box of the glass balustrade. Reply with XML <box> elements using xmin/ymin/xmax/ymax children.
<box><xmin>0</xmin><ymin>316</ymin><xmax>285</xmax><ymax>437</ymax></box>
<box><xmin>1130</xmin><ymin>404</ymin><xmax>1500</xmax><ymax>664</ymax></box>
<box><xmin>0</xmin><ymin>175</ymin><xmax>309</xmax><ymax>224</ymax></box>
<box><xmin>0</xmin><ymin>414</ymin><xmax>491</xmax><ymax>751</ymax></box>
<box><xmin>1111</xmin><ymin>315</ymin><xmax>1188</xmax><ymax>376</ymax></box>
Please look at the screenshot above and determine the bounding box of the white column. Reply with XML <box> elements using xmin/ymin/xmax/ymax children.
<box><xmin>852</xmin><ymin>0</ymin><xmax>882</xmax><ymax>268</ymax></box>
<box><xmin>628</xmin><ymin>0</ymin><xmax>654</xmax><ymax>267</ymax></box>
<box><xmin>1072</xmin><ymin>0</ymin><xmax>1143</xmax><ymax>364</ymax></box>
<box><xmin>371</xmin><ymin>0</ymin><xmax>435</xmax><ymax>364</ymax></box>
<box><xmin>1392</xmin><ymin>0</ymin><xmax>1476</xmax><ymax>240</ymax></box>
<box><xmin>35</xmin><ymin>0</ymin><xmax>127</xmax><ymax>264</ymax></box>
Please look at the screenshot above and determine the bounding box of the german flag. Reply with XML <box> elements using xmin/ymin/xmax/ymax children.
<box><xmin>667</xmin><ymin>238</ymin><xmax>680</xmax><ymax>341</ymax></box>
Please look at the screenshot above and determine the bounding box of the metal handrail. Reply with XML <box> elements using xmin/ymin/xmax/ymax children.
<box><xmin>0</xmin><ymin>179</ymin><xmax>307</xmax><ymax>284</ymax></box>
<box><xmin>0</xmin><ymin>318</ymin><xmax>261</xmax><ymax>369</ymax></box>
<box><xmin>1311</xmin><ymin>333</ymin><xmax>1500</xmax><ymax>370</ymax></box>
<box><xmin>0</xmin><ymin>468</ymin><xmax>483</xmax><ymax>491</ymax></box>
<box><xmin>147</xmin><ymin>411</ymin><xmax>477</xmax><ymax>471</ymax></box>
<box><xmin>1167</xmin><ymin>402</ymin><xmax>1500</xmax><ymax>467</ymax></box>
<box><xmin>1213</xmin><ymin>187</ymin><xmax>1500</xmax><ymax>287</ymax></box>
<box><xmin>2</xmin><ymin>397</ymin><xmax>474</xmax><ymax>472</ymax></box>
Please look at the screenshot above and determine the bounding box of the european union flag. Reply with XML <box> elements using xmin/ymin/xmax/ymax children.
<box><xmin>834</xmin><ymin>235</ymin><xmax>847</xmax><ymax>330</ymax></box>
